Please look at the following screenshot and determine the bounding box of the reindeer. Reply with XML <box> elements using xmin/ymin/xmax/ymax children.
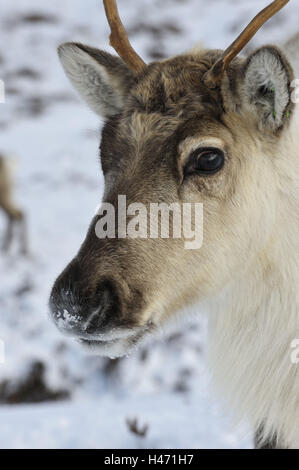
<box><xmin>49</xmin><ymin>0</ymin><xmax>299</xmax><ymax>448</ymax></box>
<box><xmin>0</xmin><ymin>154</ymin><xmax>27</xmax><ymax>254</ymax></box>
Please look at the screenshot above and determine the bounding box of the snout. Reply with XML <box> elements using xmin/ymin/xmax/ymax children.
<box><xmin>49</xmin><ymin>259</ymin><xmax>150</xmax><ymax>357</ymax></box>
<box><xmin>50</xmin><ymin>259</ymin><xmax>122</xmax><ymax>334</ymax></box>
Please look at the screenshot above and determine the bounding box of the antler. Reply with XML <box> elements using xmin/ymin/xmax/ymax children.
<box><xmin>103</xmin><ymin>0</ymin><xmax>147</xmax><ymax>74</ymax></box>
<box><xmin>203</xmin><ymin>0</ymin><xmax>290</xmax><ymax>89</ymax></box>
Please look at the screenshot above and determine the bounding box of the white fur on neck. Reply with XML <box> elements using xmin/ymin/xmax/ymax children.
<box><xmin>206</xmin><ymin>104</ymin><xmax>299</xmax><ymax>448</ymax></box>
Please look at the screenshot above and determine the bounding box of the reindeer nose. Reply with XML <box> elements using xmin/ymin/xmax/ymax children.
<box><xmin>49</xmin><ymin>262</ymin><xmax>121</xmax><ymax>337</ymax></box>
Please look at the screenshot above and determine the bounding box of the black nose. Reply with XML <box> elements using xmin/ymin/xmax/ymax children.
<box><xmin>49</xmin><ymin>261</ymin><xmax>121</xmax><ymax>337</ymax></box>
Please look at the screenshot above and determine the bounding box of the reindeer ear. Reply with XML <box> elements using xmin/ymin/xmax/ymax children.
<box><xmin>240</xmin><ymin>46</ymin><xmax>294</xmax><ymax>131</ymax></box>
<box><xmin>58</xmin><ymin>42</ymin><xmax>135</xmax><ymax>118</ymax></box>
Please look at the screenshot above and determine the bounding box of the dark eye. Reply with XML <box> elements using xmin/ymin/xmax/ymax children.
<box><xmin>185</xmin><ymin>147</ymin><xmax>225</xmax><ymax>176</ymax></box>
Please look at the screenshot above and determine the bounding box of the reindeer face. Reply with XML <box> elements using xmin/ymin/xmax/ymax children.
<box><xmin>49</xmin><ymin>25</ymin><xmax>294</xmax><ymax>358</ymax></box>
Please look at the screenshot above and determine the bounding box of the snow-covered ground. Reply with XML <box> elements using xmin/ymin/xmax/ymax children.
<box><xmin>0</xmin><ymin>0</ymin><xmax>298</xmax><ymax>449</ymax></box>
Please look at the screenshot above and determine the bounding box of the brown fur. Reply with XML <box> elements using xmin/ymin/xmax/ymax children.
<box><xmin>52</xmin><ymin>45</ymin><xmax>294</xmax><ymax>339</ymax></box>
<box><xmin>54</xmin><ymin>46</ymin><xmax>284</xmax><ymax>320</ymax></box>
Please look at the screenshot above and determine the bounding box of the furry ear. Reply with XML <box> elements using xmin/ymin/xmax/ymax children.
<box><xmin>240</xmin><ymin>46</ymin><xmax>294</xmax><ymax>131</ymax></box>
<box><xmin>58</xmin><ymin>43</ymin><xmax>135</xmax><ymax>118</ymax></box>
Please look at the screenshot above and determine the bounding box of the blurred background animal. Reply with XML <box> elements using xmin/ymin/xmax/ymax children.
<box><xmin>0</xmin><ymin>154</ymin><xmax>27</xmax><ymax>254</ymax></box>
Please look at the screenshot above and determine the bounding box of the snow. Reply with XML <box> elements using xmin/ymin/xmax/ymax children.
<box><xmin>0</xmin><ymin>0</ymin><xmax>298</xmax><ymax>449</ymax></box>
<box><xmin>0</xmin><ymin>394</ymin><xmax>251</xmax><ymax>449</ymax></box>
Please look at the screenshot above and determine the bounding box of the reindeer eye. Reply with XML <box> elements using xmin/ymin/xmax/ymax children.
<box><xmin>186</xmin><ymin>147</ymin><xmax>224</xmax><ymax>176</ymax></box>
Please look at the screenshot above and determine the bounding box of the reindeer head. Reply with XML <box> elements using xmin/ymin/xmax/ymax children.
<box><xmin>49</xmin><ymin>0</ymin><xmax>294</xmax><ymax>357</ymax></box>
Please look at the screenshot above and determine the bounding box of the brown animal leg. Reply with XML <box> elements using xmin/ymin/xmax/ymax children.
<box><xmin>2</xmin><ymin>215</ymin><xmax>14</xmax><ymax>252</ymax></box>
<box><xmin>1</xmin><ymin>202</ymin><xmax>27</xmax><ymax>255</ymax></box>
<box><xmin>18</xmin><ymin>212</ymin><xmax>28</xmax><ymax>255</ymax></box>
